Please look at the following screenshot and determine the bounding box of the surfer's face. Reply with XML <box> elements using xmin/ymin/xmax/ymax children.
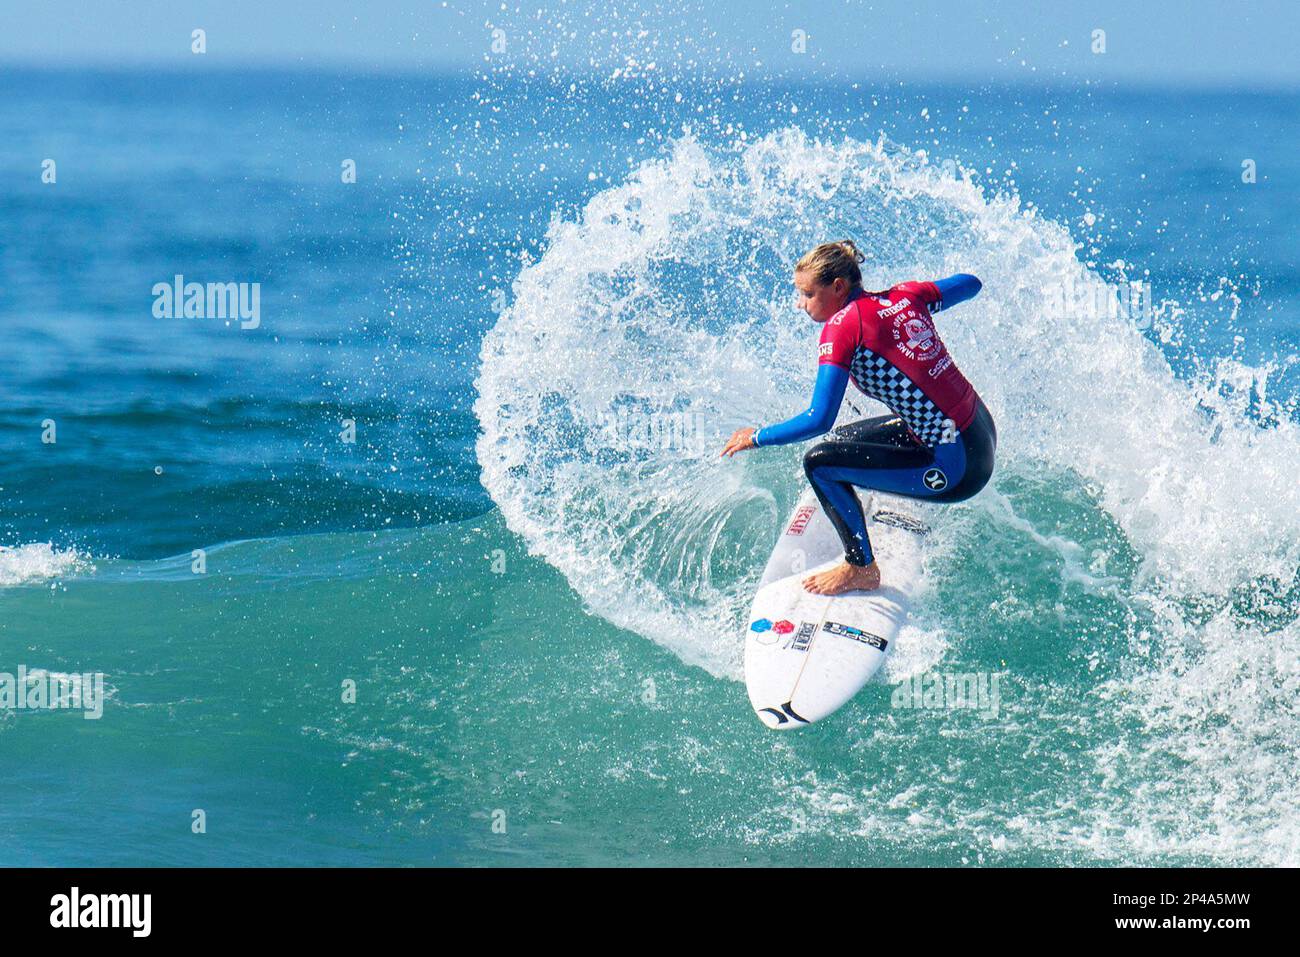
<box><xmin>794</xmin><ymin>270</ymin><xmax>849</xmax><ymax>323</ymax></box>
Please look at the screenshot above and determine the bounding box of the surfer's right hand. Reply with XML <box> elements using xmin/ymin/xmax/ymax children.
<box><xmin>720</xmin><ymin>427</ymin><xmax>757</xmax><ymax>457</ymax></box>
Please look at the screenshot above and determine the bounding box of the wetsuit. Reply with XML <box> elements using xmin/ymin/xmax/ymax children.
<box><xmin>753</xmin><ymin>275</ymin><xmax>996</xmax><ymax>567</ymax></box>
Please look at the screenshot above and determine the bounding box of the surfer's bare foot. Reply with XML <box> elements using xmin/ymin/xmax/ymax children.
<box><xmin>802</xmin><ymin>560</ymin><xmax>880</xmax><ymax>595</ymax></box>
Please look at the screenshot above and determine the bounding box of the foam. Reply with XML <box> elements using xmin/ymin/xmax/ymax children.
<box><xmin>0</xmin><ymin>543</ymin><xmax>89</xmax><ymax>588</ymax></box>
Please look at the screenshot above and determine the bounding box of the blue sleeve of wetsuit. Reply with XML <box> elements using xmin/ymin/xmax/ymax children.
<box><xmin>931</xmin><ymin>273</ymin><xmax>982</xmax><ymax>312</ymax></box>
<box><xmin>753</xmin><ymin>363</ymin><xmax>849</xmax><ymax>447</ymax></box>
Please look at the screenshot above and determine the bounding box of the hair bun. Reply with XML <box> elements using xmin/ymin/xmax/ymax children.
<box><xmin>838</xmin><ymin>240</ymin><xmax>865</xmax><ymax>263</ymax></box>
<box><xmin>795</xmin><ymin>240</ymin><xmax>865</xmax><ymax>288</ymax></box>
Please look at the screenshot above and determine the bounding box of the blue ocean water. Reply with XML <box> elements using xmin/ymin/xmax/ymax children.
<box><xmin>1</xmin><ymin>64</ymin><xmax>1298</xmax><ymax>865</ymax></box>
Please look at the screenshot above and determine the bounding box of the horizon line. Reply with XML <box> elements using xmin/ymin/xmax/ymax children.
<box><xmin>4</xmin><ymin>59</ymin><xmax>1298</xmax><ymax>96</ymax></box>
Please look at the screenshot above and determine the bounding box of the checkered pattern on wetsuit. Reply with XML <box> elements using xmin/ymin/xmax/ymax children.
<box><xmin>847</xmin><ymin>348</ymin><xmax>950</xmax><ymax>447</ymax></box>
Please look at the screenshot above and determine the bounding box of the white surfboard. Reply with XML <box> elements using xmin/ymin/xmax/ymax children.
<box><xmin>743</xmin><ymin>486</ymin><xmax>929</xmax><ymax>729</ymax></box>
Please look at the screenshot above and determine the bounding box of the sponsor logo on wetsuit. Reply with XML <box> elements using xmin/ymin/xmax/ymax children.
<box><xmin>928</xmin><ymin>353</ymin><xmax>954</xmax><ymax>377</ymax></box>
<box><xmin>878</xmin><ymin>297</ymin><xmax>912</xmax><ymax>318</ymax></box>
<box><xmin>818</xmin><ymin>342</ymin><xmax>834</xmax><ymax>357</ymax></box>
<box><xmin>786</xmin><ymin>505</ymin><xmax>816</xmax><ymax>535</ymax></box>
<box><xmin>822</xmin><ymin>621</ymin><xmax>888</xmax><ymax>651</ymax></box>
<box><xmin>923</xmin><ymin>468</ymin><xmax>948</xmax><ymax>490</ymax></box>
<box><xmin>893</xmin><ymin>314</ymin><xmax>943</xmax><ymax>362</ymax></box>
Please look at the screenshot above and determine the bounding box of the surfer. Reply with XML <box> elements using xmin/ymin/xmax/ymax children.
<box><xmin>720</xmin><ymin>240</ymin><xmax>996</xmax><ymax>595</ymax></box>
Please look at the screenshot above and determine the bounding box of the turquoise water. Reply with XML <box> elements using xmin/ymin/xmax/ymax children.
<box><xmin>2</xmin><ymin>65</ymin><xmax>1299</xmax><ymax>865</ymax></box>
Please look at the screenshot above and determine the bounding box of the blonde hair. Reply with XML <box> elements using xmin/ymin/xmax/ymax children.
<box><xmin>795</xmin><ymin>240</ymin><xmax>865</xmax><ymax>289</ymax></box>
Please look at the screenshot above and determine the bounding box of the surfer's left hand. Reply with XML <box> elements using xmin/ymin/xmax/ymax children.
<box><xmin>720</xmin><ymin>427</ymin><xmax>757</xmax><ymax>457</ymax></box>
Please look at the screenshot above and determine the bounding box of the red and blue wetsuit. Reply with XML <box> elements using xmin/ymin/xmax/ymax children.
<box><xmin>753</xmin><ymin>275</ymin><xmax>996</xmax><ymax>566</ymax></box>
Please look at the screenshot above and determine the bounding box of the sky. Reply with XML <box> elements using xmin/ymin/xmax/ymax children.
<box><xmin>2</xmin><ymin>0</ymin><xmax>1298</xmax><ymax>88</ymax></box>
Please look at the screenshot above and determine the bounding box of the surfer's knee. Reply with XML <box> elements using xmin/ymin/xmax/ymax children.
<box><xmin>802</xmin><ymin>442</ymin><xmax>835</xmax><ymax>480</ymax></box>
